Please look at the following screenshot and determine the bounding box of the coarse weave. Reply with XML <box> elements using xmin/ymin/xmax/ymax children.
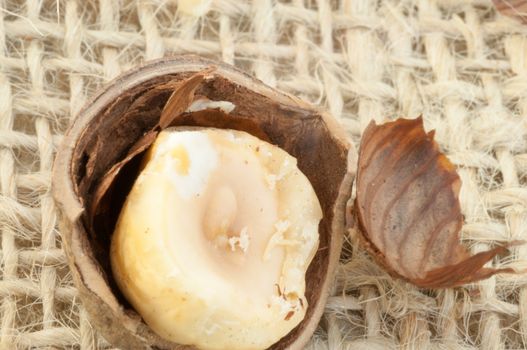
<box><xmin>0</xmin><ymin>0</ymin><xmax>526</xmax><ymax>349</ymax></box>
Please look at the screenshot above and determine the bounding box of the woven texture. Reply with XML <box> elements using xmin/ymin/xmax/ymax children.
<box><xmin>0</xmin><ymin>0</ymin><xmax>526</xmax><ymax>348</ymax></box>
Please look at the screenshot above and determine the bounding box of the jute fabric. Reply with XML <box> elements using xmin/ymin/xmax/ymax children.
<box><xmin>0</xmin><ymin>0</ymin><xmax>526</xmax><ymax>349</ymax></box>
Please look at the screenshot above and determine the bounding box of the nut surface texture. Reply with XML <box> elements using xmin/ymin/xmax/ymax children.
<box><xmin>112</xmin><ymin>128</ymin><xmax>321</xmax><ymax>349</ymax></box>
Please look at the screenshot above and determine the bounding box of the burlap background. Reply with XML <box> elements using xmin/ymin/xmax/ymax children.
<box><xmin>0</xmin><ymin>0</ymin><xmax>526</xmax><ymax>348</ymax></box>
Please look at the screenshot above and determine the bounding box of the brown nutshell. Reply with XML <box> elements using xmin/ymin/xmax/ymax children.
<box><xmin>52</xmin><ymin>56</ymin><xmax>355</xmax><ymax>349</ymax></box>
<box><xmin>493</xmin><ymin>0</ymin><xmax>527</xmax><ymax>23</ymax></box>
<box><xmin>354</xmin><ymin>117</ymin><xmax>515</xmax><ymax>289</ymax></box>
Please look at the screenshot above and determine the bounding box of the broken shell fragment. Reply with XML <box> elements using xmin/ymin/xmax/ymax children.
<box><xmin>354</xmin><ymin>117</ymin><xmax>515</xmax><ymax>288</ymax></box>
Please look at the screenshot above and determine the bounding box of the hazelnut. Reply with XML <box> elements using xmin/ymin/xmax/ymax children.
<box><xmin>52</xmin><ymin>55</ymin><xmax>355</xmax><ymax>349</ymax></box>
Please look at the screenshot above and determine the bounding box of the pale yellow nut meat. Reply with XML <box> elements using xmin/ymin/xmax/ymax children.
<box><xmin>111</xmin><ymin>128</ymin><xmax>322</xmax><ymax>350</ymax></box>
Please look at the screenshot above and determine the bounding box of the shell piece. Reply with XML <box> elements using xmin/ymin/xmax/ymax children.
<box><xmin>355</xmin><ymin>117</ymin><xmax>515</xmax><ymax>288</ymax></box>
<box><xmin>493</xmin><ymin>0</ymin><xmax>527</xmax><ymax>23</ymax></box>
<box><xmin>52</xmin><ymin>56</ymin><xmax>354</xmax><ymax>350</ymax></box>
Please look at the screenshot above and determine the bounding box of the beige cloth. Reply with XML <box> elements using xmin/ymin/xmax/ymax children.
<box><xmin>0</xmin><ymin>0</ymin><xmax>526</xmax><ymax>348</ymax></box>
